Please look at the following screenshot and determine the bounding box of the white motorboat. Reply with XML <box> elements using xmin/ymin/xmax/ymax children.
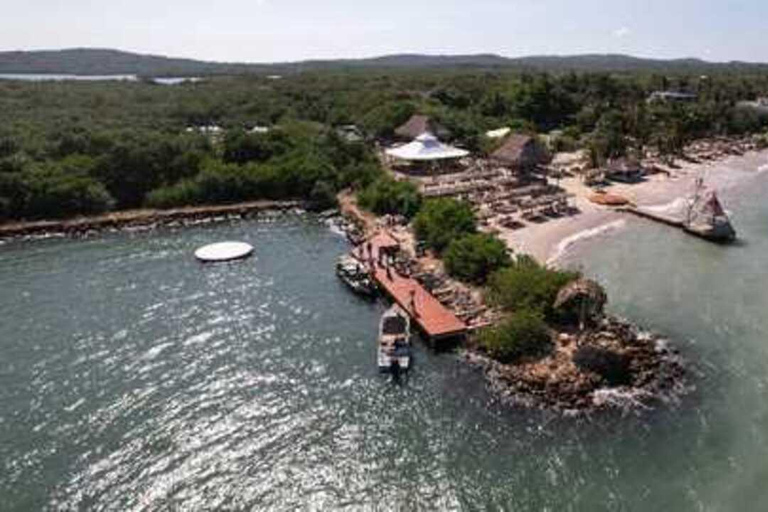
<box><xmin>378</xmin><ymin>304</ymin><xmax>411</xmax><ymax>372</ymax></box>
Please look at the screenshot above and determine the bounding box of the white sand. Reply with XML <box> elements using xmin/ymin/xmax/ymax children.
<box><xmin>498</xmin><ymin>149</ymin><xmax>768</xmax><ymax>266</ymax></box>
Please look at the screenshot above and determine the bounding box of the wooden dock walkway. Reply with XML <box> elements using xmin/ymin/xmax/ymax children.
<box><xmin>371</xmin><ymin>266</ymin><xmax>467</xmax><ymax>342</ymax></box>
<box><xmin>621</xmin><ymin>206</ymin><xmax>736</xmax><ymax>244</ymax></box>
<box><xmin>619</xmin><ymin>206</ymin><xmax>684</xmax><ymax>228</ymax></box>
<box><xmin>362</xmin><ymin>231</ymin><xmax>467</xmax><ymax>342</ymax></box>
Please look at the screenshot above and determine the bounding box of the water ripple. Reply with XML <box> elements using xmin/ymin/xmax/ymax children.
<box><xmin>2</xmin><ymin>216</ymin><xmax>768</xmax><ymax>510</ymax></box>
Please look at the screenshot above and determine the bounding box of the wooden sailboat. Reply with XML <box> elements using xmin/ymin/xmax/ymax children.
<box><xmin>684</xmin><ymin>177</ymin><xmax>737</xmax><ymax>242</ymax></box>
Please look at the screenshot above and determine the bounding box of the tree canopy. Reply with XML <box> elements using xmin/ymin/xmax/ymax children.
<box><xmin>357</xmin><ymin>177</ymin><xmax>422</xmax><ymax>219</ymax></box>
<box><xmin>413</xmin><ymin>198</ymin><xmax>477</xmax><ymax>254</ymax></box>
<box><xmin>444</xmin><ymin>233</ymin><xmax>511</xmax><ymax>284</ymax></box>
<box><xmin>486</xmin><ymin>255</ymin><xmax>581</xmax><ymax>321</ymax></box>
<box><xmin>2</xmin><ymin>68</ymin><xmax>768</xmax><ymax>221</ymax></box>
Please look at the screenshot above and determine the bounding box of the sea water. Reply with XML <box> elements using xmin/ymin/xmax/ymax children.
<box><xmin>1</xmin><ymin>192</ymin><xmax>768</xmax><ymax>510</ymax></box>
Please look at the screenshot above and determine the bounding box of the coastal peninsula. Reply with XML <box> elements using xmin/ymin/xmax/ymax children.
<box><xmin>3</xmin><ymin>65</ymin><xmax>768</xmax><ymax>412</ymax></box>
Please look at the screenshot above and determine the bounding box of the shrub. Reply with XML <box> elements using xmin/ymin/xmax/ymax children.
<box><xmin>145</xmin><ymin>179</ymin><xmax>200</xmax><ymax>208</ymax></box>
<box><xmin>486</xmin><ymin>255</ymin><xmax>580</xmax><ymax>321</ymax></box>
<box><xmin>146</xmin><ymin>160</ymin><xmax>268</xmax><ymax>207</ymax></box>
<box><xmin>309</xmin><ymin>180</ymin><xmax>338</xmax><ymax>211</ymax></box>
<box><xmin>222</xmin><ymin>130</ymin><xmax>292</xmax><ymax>164</ymax></box>
<box><xmin>16</xmin><ymin>164</ymin><xmax>114</xmax><ymax>219</ymax></box>
<box><xmin>479</xmin><ymin>309</ymin><xmax>552</xmax><ymax>363</ymax></box>
<box><xmin>413</xmin><ymin>198</ymin><xmax>476</xmax><ymax>254</ymax></box>
<box><xmin>360</xmin><ymin>101</ymin><xmax>417</xmax><ymax>139</ymax></box>
<box><xmin>358</xmin><ymin>177</ymin><xmax>421</xmax><ymax>218</ymax></box>
<box><xmin>444</xmin><ymin>233</ymin><xmax>511</xmax><ymax>284</ymax></box>
<box><xmin>338</xmin><ymin>161</ymin><xmax>382</xmax><ymax>190</ymax></box>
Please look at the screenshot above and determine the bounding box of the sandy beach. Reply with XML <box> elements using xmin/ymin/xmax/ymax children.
<box><xmin>499</xmin><ymin>149</ymin><xmax>768</xmax><ymax>266</ymax></box>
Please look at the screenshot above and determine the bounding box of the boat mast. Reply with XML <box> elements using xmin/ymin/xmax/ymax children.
<box><xmin>687</xmin><ymin>175</ymin><xmax>705</xmax><ymax>226</ymax></box>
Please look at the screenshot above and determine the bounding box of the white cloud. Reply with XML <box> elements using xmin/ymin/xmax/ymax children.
<box><xmin>612</xmin><ymin>26</ymin><xmax>631</xmax><ymax>39</ymax></box>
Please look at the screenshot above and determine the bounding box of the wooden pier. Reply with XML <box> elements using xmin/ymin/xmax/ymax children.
<box><xmin>364</xmin><ymin>232</ymin><xmax>467</xmax><ymax>343</ymax></box>
<box><xmin>620</xmin><ymin>207</ymin><xmax>684</xmax><ymax>228</ymax></box>
<box><xmin>620</xmin><ymin>206</ymin><xmax>736</xmax><ymax>243</ymax></box>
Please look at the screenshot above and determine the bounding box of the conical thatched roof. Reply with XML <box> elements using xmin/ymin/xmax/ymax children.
<box><xmin>554</xmin><ymin>279</ymin><xmax>607</xmax><ymax>313</ymax></box>
<box><xmin>394</xmin><ymin>115</ymin><xmax>449</xmax><ymax>140</ymax></box>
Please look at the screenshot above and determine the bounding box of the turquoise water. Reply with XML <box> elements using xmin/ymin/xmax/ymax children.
<box><xmin>560</xmin><ymin>171</ymin><xmax>768</xmax><ymax>510</ymax></box>
<box><xmin>1</xmin><ymin>181</ymin><xmax>768</xmax><ymax>510</ymax></box>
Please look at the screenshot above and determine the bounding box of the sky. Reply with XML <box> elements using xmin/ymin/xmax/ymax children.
<box><xmin>2</xmin><ymin>0</ymin><xmax>767</xmax><ymax>63</ymax></box>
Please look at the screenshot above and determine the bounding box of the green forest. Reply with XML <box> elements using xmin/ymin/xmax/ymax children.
<box><xmin>2</xmin><ymin>68</ymin><xmax>768</xmax><ymax>221</ymax></box>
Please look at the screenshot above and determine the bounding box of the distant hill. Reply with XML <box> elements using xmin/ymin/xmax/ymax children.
<box><xmin>1</xmin><ymin>48</ymin><xmax>767</xmax><ymax>77</ymax></box>
<box><xmin>0</xmin><ymin>48</ymin><xmax>262</xmax><ymax>76</ymax></box>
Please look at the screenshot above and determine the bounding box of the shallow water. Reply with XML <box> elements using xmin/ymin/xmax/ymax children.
<box><xmin>1</xmin><ymin>196</ymin><xmax>767</xmax><ymax>510</ymax></box>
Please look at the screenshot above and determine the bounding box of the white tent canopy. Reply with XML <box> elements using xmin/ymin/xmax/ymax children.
<box><xmin>486</xmin><ymin>127</ymin><xmax>511</xmax><ymax>139</ymax></box>
<box><xmin>385</xmin><ymin>133</ymin><xmax>469</xmax><ymax>162</ymax></box>
<box><xmin>195</xmin><ymin>241</ymin><xmax>254</xmax><ymax>262</ymax></box>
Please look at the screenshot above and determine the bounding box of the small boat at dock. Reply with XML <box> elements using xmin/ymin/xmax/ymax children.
<box><xmin>378</xmin><ymin>305</ymin><xmax>411</xmax><ymax>372</ymax></box>
<box><xmin>336</xmin><ymin>254</ymin><xmax>377</xmax><ymax>297</ymax></box>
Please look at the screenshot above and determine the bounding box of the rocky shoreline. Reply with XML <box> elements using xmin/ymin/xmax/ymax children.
<box><xmin>464</xmin><ymin>316</ymin><xmax>688</xmax><ymax>414</ymax></box>
<box><xmin>6</xmin><ymin>191</ymin><xmax>689</xmax><ymax>416</ymax></box>
<box><xmin>335</xmin><ymin>191</ymin><xmax>688</xmax><ymax>414</ymax></box>
<box><xmin>0</xmin><ymin>200</ymin><xmax>304</xmax><ymax>242</ymax></box>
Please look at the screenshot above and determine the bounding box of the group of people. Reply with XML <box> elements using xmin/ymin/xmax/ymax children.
<box><xmin>356</xmin><ymin>240</ymin><xmax>419</xmax><ymax>317</ymax></box>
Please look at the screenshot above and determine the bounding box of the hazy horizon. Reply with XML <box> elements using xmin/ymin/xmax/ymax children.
<box><xmin>4</xmin><ymin>46</ymin><xmax>767</xmax><ymax>67</ymax></box>
<box><xmin>3</xmin><ymin>0</ymin><xmax>766</xmax><ymax>64</ymax></box>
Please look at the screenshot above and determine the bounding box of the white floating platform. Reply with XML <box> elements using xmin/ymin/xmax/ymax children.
<box><xmin>194</xmin><ymin>241</ymin><xmax>254</xmax><ymax>262</ymax></box>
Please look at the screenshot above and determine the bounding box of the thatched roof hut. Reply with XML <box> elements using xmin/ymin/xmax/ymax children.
<box><xmin>554</xmin><ymin>279</ymin><xmax>607</xmax><ymax>328</ymax></box>
<box><xmin>394</xmin><ymin>115</ymin><xmax>448</xmax><ymax>141</ymax></box>
<box><xmin>491</xmin><ymin>134</ymin><xmax>550</xmax><ymax>171</ymax></box>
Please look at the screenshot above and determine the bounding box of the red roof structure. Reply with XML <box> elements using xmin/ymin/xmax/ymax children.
<box><xmin>372</xmin><ymin>266</ymin><xmax>466</xmax><ymax>340</ymax></box>
<box><xmin>368</xmin><ymin>231</ymin><xmax>400</xmax><ymax>251</ymax></box>
<box><xmin>365</xmin><ymin>231</ymin><xmax>466</xmax><ymax>341</ymax></box>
